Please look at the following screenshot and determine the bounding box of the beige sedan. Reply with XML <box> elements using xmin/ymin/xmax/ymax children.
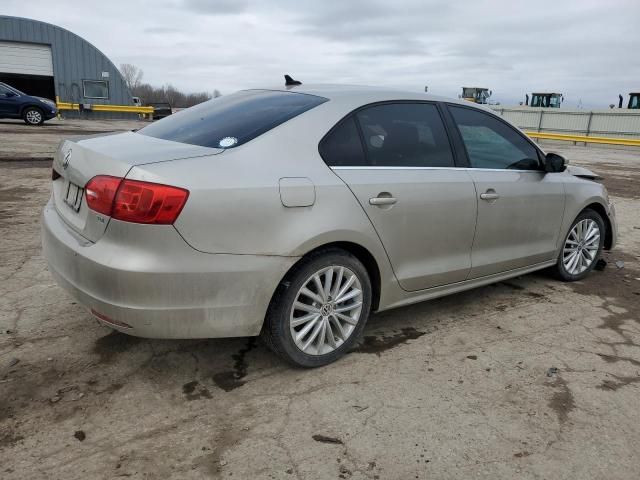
<box><xmin>42</xmin><ymin>83</ymin><xmax>616</xmax><ymax>367</ymax></box>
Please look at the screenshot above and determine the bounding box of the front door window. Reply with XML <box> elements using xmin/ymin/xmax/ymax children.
<box><xmin>449</xmin><ymin>105</ymin><xmax>541</xmax><ymax>171</ymax></box>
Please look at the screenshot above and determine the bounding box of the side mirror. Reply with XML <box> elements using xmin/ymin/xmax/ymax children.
<box><xmin>4</xmin><ymin>91</ymin><xmax>17</xmax><ymax>98</ymax></box>
<box><xmin>544</xmin><ymin>152</ymin><xmax>567</xmax><ymax>173</ymax></box>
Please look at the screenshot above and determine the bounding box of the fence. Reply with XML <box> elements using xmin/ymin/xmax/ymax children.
<box><xmin>491</xmin><ymin>106</ymin><xmax>640</xmax><ymax>140</ymax></box>
<box><xmin>56</xmin><ymin>99</ymin><xmax>154</xmax><ymax>116</ymax></box>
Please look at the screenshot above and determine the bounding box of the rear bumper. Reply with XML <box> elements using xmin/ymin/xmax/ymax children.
<box><xmin>41</xmin><ymin>199</ymin><xmax>298</xmax><ymax>338</ymax></box>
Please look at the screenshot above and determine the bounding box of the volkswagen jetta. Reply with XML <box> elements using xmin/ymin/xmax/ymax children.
<box><xmin>42</xmin><ymin>83</ymin><xmax>616</xmax><ymax>367</ymax></box>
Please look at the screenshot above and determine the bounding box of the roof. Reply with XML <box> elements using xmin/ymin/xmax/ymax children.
<box><xmin>261</xmin><ymin>83</ymin><xmax>484</xmax><ymax>109</ymax></box>
<box><xmin>531</xmin><ymin>92</ymin><xmax>563</xmax><ymax>95</ymax></box>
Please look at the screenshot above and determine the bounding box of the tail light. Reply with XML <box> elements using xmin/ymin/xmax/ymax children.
<box><xmin>85</xmin><ymin>175</ymin><xmax>189</xmax><ymax>225</ymax></box>
<box><xmin>85</xmin><ymin>176</ymin><xmax>121</xmax><ymax>216</ymax></box>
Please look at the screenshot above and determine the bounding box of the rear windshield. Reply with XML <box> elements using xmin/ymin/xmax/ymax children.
<box><xmin>138</xmin><ymin>90</ymin><xmax>328</xmax><ymax>149</ymax></box>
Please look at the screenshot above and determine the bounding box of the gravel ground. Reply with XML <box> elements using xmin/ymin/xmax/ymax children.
<box><xmin>1</xmin><ymin>121</ymin><xmax>639</xmax><ymax>479</ymax></box>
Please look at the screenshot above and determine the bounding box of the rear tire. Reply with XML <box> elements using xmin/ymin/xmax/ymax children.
<box><xmin>23</xmin><ymin>107</ymin><xmax>44</xmax><ymax>126</ymax></box>
<box><xmin>262</xmin><ymin>248</ymin><xmax>372</xmax><ymax>367</ymax></box>
<box><xmin>554</xmin><ymin>209</ymin><xmax>605</xmax><ymax>282</ymax></box>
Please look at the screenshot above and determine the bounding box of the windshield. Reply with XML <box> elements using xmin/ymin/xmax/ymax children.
<box><xmin>462</xmin><ymin>88</ymin><xmax>489</xmax><ymax>103</ymax></box>
<box><xmin>0</xmin><ymin>83</ymin><xmax>26</xmax><ymax>96</ymax></box>
<box><xmin>138</xmin><ymin>90</ymin><xmax>328</xmax><ymax>149</ymax></box>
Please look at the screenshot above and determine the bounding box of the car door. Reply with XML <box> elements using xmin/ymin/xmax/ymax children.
<box><xmin>321</xmin><ymin>102</ymin><xmax>477</xmax><ymax>291</ymax></box>
<box><xmin>446</xmin><ymin>104</ymin><xmax>565</xmax><ymax>278</ymax></box>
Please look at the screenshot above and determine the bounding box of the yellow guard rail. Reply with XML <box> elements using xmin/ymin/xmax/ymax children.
<box><xmin>56</xmin><ymin>100</ymin><xmax>154</xmax><ymax>115</ymax></box>
<box><xmin>525</xmin><ymin>131</ymin><xmax>640</xmax><ymax>147</ymax></box>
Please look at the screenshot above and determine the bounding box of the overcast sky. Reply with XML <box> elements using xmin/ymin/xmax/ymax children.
<box><xmin>3</xmin><ymin>0</ymin><xmax>639</xmax><ymax>107</ymax></box>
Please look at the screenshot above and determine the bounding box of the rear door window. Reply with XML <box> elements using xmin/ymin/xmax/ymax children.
<box><xmin>355</xmin><ymin>103</ymin><xmax>455</xmax><ymax>167</ymax></box>
<box><xmin>318</xmin><ymin>117</ymin><xmax>366</xmax><ymax>166</ymax></box>
<box><xmin>139</xmin><ymin>90</ymin><xmax>328</xmax><ymax>149</ymax></box>
<box><xmin>449</xmin><ymin>105</ymin><xmax>542</xmax><ymax>170</ymax></box>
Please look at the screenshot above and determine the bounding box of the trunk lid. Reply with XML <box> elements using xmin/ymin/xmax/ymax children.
<box><xmin>51</xmin><ymin>131</ymin><xmax>222</xmax><ymax>242</ymax></box>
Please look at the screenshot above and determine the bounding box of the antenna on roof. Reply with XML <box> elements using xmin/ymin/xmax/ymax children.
<box><xmin>284</xmin><ymin>74</ymin><xmax>302</xmax><ymax>86</ymax></box>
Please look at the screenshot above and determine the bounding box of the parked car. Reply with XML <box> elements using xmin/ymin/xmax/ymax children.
<box><xmin>148</xmin><ymin>102</ymin><xmax>172</xmax><ymax>120</ymax></box>
<box><xmin>42</xmin><ymin>84</ymin><xmax>616</xmax><ymax>367</ymax></box>
<box><xmin>0</xmin><ymin>82</ymin><xmax>58</xmax><ymax>125</ymax></box>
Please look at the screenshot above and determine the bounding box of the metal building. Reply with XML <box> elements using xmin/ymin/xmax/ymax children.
<box><xmin>0</xmin><ymin>15</ymin><xmax>135</xmax><ymax>117</ymax></box>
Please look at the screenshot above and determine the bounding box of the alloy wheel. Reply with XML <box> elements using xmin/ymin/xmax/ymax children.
<box><xmin>290</xmin><ymin>265</ymin><xmax>363</xmax><ymax>356</ymax></box>
<box><xmin>26</xmin><ymin>110</ymin><xmax>42</xmax><ymax>124</ymax></box>
<box><xmin>563</xmin><ymin>218</ymin><xmax>600</xmax><ymax>275</ymax></box>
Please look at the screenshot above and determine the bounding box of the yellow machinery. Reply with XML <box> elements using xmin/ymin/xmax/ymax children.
<box><xmin>618</xmin><ymin>93</ymin><xmax>640</xmax><ymax>109</ymax></box>
<box><xmin>461</xmin><ymin>87</ymin><xmax>491</xmax><ymax>104</ymax></box>
<box><xmin>528</xmin><ymin>92</ymin><xmax>563</xmax><ymax>108</ymax></box>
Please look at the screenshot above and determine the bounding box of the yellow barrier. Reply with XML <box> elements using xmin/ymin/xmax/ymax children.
<box><xmin>525</xmin><ymin>131</ymin><xmax>640</xmax><ymax>147</ymax></box>
<box><xmin>56</xmin><ymin>101</ymin><xmax>154</xmax><ymax>114</ymax></box>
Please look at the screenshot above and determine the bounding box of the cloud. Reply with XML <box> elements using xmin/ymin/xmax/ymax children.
<box><xmin>143</xmin><ymin>26</ymin><xmax>181</xmax><ymax>34</ymax></box>
<box><xmin>2</xmin><ymin>0</ymin><xmax>639</xmax><ymax>107</ymax></box>
<box><xmin>182</xmin><ymin>0</ymin><xmax>249</xmax><ymax>15</ymax></box>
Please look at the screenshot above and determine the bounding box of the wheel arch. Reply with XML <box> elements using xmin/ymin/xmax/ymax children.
<box><xmin>582</xmin><ymin>202</ymin><xmax>613</xmax><ymax>250</ymax></box>
<box><xmin>20</xmin><ymin>103</ymin><xmax>43</xmax><ymax>117</ymax></box>
<box><xmin>278</xmin><ymin>241</ymin><xmax>382</xmax><ymax>312</ymax></box>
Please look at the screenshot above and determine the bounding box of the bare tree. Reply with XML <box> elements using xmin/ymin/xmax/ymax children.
<box><xmin>120</xmin><ymin>64</ymin><xmax>217</xmax><ymax>107</ymax></box>
<box><xmin>120</xmin><ymin>63</ymin><xmax>144</xmax><ymax>93</ymax></box>
<box><xmin>131</xmin><ymin>82</ymin><xmax>214</xmax><ymax>107</ymax></box>
<box><xmin>163</xmin><ymin>84</ymin><xmax>181</xmax><ymax>107</ymax></box>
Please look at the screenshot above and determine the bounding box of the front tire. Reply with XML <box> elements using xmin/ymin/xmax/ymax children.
<box><xmin>23</xmin><ymin>107</ymin><xmax>44</xmax><ymax>125</ymax></box>
<box><xmin>554</xmin><ymin>209</ymin><xmax>605</xmax><ymax>281</ymax></box>
<box><xmin>262</xmin><ymin>248</ymin><xmax>372</xmax><ymax>367</ymax></box>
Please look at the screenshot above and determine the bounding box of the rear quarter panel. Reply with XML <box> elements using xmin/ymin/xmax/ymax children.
<box><xmin>125</xmin><ymin>102</ymin><xmax>398</xmax><ymax>292</ymax></box>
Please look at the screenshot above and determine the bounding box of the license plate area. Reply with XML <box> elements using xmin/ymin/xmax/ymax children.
<box><xmin>63</xmin><ymin>181</ymin><xmax>84</xmax><ymax>212</ymax></box>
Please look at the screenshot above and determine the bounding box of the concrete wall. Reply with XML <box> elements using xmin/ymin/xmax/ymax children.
<box><xmin>0</xmin><ymin>15</ymin><xmax>134</xmax><ymax>119</ymax></box>
<box><xmin>492</xmin><ymin>106</ymin><xmax>640</xmax><ymax>140</ymax></box>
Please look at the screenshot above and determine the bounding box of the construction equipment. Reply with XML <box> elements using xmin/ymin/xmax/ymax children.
<box><xmin>461</xmin><ymin>87</ymin><xmax>491</xmax><ymax>104</ymax></box>
<box><xmin>618</xmin><ymin>93</ymin><xmax>640</xmax><ymax>109</ymax></box>
<box><xmin>527</xmin><ymin>92</ymin><xmax>563</xmax><ymax>108</ymax></box>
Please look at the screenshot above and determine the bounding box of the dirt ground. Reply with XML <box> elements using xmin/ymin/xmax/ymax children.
<box><xmin>0</xmin><ymin>118</ymin><xmax>148</xmax><ymax>160</ymax></box>
<box><xmin>1</xmin><ymin>120</ymin><xmax>639</xmax><ymax>480</ymax></box>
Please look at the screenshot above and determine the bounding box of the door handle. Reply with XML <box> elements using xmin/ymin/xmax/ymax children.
<box><xmin>480</xmin><ymin>190</ymin><xmax>499</xmax><ymax>201</ymax></box>
<box><xmin>369</xmin><ymin>196</ymin><xmax>397</xmax><ymax>206</ymax></box>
